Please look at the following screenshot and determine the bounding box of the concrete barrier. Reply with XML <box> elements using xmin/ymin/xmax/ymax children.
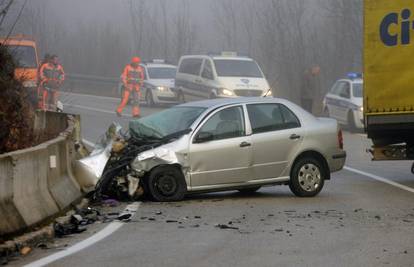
<box><xmin>0</xmin><ymin>111</ymin><xmax>84</xmax><ymax>238</ymax></box>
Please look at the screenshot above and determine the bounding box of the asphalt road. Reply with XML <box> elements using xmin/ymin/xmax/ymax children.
<box><xmin>17</xmin><ymin>92</ymin><xmax>414</xmax><ymax>267</ymax></box>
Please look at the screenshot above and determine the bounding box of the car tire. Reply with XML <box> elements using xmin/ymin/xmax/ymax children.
<box><xmin>323</xmin><ymin>107</ymin><xmax>330</xmax><ymax>117</ymax></box>
<box><xmin>177</xmin><ymin>91</ymin><xmax>185</xmax><ymax>103</ymax></box>
<box><xmin>289</xmin><ymin>157</ymin><xmax>326</xmax><ymax>197</ymax></box>
<box><xmin>146</xmin><ymin>90</ymin><xmax>155</xmax><ymax>107</ymax></box>
<box><xmin>147</xmin><ymin>165</ymin><xmax>187</xmax><ymax>202</ymax></box>
<box><xmin>238</xmin><ymin>186</ymin><xmax>261</xmax><ymax>194</ymax></box>
<box><xmin>348</xmin><ymin>111</ymin><xmax>356</xmax><ymax>132</ymax></box>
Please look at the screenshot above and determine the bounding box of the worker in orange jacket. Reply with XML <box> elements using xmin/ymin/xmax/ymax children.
<box><xmin>38</xmin><ymin>55</ymin><xmax>65</xmax><ymax>110</ymax></box>
<box><xmin>116</xmin><ymin>57</ymin><xmax>144</xmax><ymax>117</ymax></box>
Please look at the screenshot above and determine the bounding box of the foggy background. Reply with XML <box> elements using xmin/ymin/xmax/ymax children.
<box><xmin>1</xmin><ymin>0</ymin><xmax>362</xmax><ymax>104</ymax></box>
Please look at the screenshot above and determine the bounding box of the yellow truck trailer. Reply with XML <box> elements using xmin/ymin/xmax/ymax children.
<box><xmin>364</xmin><ymin>0</ymin><xmax>414</xmax><ymax>165</ymax></box>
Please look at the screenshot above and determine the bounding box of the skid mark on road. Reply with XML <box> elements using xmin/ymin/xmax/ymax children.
<box><xmin>24</xmin><ymin>202</ymin><xmax>141</xmax><ymax>267</ymax></box>
<box><xmin>345</xmin><ymin>166</ymin><xmax>414</xmax><ymax>193</ymax></box>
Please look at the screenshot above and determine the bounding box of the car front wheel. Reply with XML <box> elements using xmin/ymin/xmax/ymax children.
<box><xmin>147</xmin><ymin>166</ymin><xmax>187</xmax><ymax>202</ymax></box>
<box><xmin>146</xmin><ymin>90</ymin><xmax>155</xmax><ymax>107</ymax></box>
<box><xmin>289</xmin><ymin>157</ymin><xmax>325</xmax><ymax>197</ymax></box>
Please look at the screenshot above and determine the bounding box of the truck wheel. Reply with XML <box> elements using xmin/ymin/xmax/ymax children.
<box><xmin>147</xmin><ymin>166</ymin><xmax>187</xmax><ymax>202</ymax></box>
<box><xmin>146</xmin><ymin>90</ymin><xmax>155</xmax><ymax>107</ymax></box>
<box><xmin>289</xmin><ymin>157</ymin><xmax>326</xmax><ymax>197</ymax></box>
<box><xmin>348</xmin><ymin>111</ymin><xmax>356</xmax><ymax>132</ymax></box>
<box><xmin>238</xmin><ymin>186</ymin><xmax>261</xmax><ymax>194</ymax></box>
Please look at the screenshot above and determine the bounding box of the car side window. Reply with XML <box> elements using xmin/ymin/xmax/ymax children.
<box><xmin>280</xmin><ymin>105</ymin><xmax>301</xmax><ymax>129</ymax></box>
<box><xmin>338</xmin><ymin>82</ymin><xmax>350</xmax><ymax>99</ymax></box>
<box><xmin>196</xmin><ymin>106</ymin><xmax>245</xmax><ymax>141</ymax></box>
<box><xmin>179</xmin><ymin>58</ymin><xmax>203</xmax><ymax>76</ymax></box>
<box><xmin>330</xmin><ymin>82</ymin><xmax>340</xmax><ymax>95</ymax></box>
<box><xmin>247</xmin><ymin>103</ymin><xmax>300</xmax><ymax>134</ymax></box>
<box><xmin>201</xmin><ymin>60</ymin><xmax>214</xmax><ymax>80</ymax></box>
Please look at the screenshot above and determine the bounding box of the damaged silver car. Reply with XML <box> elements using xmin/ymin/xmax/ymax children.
<box><xmin>128</xmin><ymin>97</ymin><xmax>346</xmax><ymax>201</ymax></box>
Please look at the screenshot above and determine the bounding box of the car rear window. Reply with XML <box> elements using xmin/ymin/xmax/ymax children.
<box><xmin>352</xmin><ymin>83</ymin><xmax>363</xmax><ymax>98</ymax></box>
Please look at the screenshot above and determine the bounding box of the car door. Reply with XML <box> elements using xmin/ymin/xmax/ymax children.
<box><xmin>246</xmin><ymin>103</ymin><xmax>304</xmax><ymax>180</ymax></box>
<box><xmin>200</xmin><ymin>59</ymin><xmax>217</xmax><ymax>97</ymax></box>
<box><xmin>189</xmin><ymin>105</ymin><xmax>253</xmax><ymax>187</ymax></box>
<box><xmin>336</xmin><ymin>81</ymin><xmax>351</xmax><ymax>123</ymax></box>
<box><xmin>326</xmin><ymin>82</ymin><xmax>342</xmax><ymax>120</ymax></box>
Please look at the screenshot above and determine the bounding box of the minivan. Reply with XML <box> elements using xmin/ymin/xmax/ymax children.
<box><xmin>175</xmin><ymin>53</ymin><xmax>272</xmax><ymax>101</ymax></box>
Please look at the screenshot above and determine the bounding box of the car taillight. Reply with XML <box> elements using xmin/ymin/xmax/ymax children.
<box><xmin>338</xmin><ymin>129</ymin><xmax>343</xmax><ymax>149</ymax></box>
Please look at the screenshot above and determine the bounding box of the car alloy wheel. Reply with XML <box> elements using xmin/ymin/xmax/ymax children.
<box><xmin>289</xmin><ymin>157</ymin><xmax>325</xmax><ymax>197</ymax></box>
<box><xmin>297</xmin><ymin>163</ymin><xmax>321</xmax><ymax>192</ymax></box>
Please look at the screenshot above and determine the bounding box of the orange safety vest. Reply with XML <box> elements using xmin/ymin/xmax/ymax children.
<box><xmin>40</xmin><ymin>63</ymin><xmax>65</xmax><ymax>82</ymax></box>
<box><xmin>122</xmin><ymin>65</ymin><xmax>144</xmax><ymax>86</ymax></box>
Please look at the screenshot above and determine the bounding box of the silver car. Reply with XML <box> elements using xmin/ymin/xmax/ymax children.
<box><xmin>130</xmin><ymin>98</ymin><xmax>346</xmax><ymax>201</ymax></box>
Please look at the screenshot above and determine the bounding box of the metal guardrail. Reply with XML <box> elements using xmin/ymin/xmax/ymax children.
<box><xmin>64</xmin><ymin>73</ymin><xmax>119</xmax><ymax>97</ymax></box>
<box><xmin>66</xmin><ymin>73</ymin><xmax>119</xmax><ymax>84</ymax></box>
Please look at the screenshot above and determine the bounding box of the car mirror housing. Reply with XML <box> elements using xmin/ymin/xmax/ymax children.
<box><xmin>194</xmin><ymin>132</ymin><xmax>214</xmax><ymax>143</ymax></box>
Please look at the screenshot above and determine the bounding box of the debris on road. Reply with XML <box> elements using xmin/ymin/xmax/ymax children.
<box><xmin>215</xmin><ymin>224</ymin><xmax>239</xmax><ymax>230</ymax></box>
<box><xmin>19</xmin><ymin>247</ymin><xmax>31</xmax><ymax>256</ymax></box>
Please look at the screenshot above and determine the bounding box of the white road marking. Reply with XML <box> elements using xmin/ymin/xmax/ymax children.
<box><xmin>24</xmin><ymin>202</ymin><xmax>141</xmax><ymax>267</ymax></box>
<box><xmin>344</xmin><ymin>166</ymin><xmax>414</xmax><ymax>193</ymax></box>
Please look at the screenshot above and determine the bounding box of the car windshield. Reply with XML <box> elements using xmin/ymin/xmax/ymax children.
<box><xmin>129</xmin><ymin>106</ymin><xmax>206</xmax><ymax>139</ymax></box>
<box><xmin>147</xmin><ymin>67</ymin><xmax>176</xmax><ymax>79</ymax></box>
<box><xmin>214</xmin><ymin>59</ymin><xmax>263</xmax><ymax>78</ymax></box>
<box><xmin>353</xmin><ymin>83</ymin><xmax>363</xmax><ymax>98</ymax></box>
<box><xmin>6</xmin><ymin>45</ymin><xmax>37</xmax><ymax>68</ymax></box>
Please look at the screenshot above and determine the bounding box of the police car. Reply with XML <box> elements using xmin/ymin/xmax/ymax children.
<box><xmin>323</xmin><ymin>73</ymin><xmax>364</xmax><ymax>130</ymax></box>
<box><xmin>118</xmin><ymin>60</ymin><xmax>178</xmax><ymax>107</ymax></box>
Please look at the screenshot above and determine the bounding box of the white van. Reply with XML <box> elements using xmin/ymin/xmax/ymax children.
<box><xmin>175</xmin><ymin>53</ymin><xmax>272</xmax><ymax>101</ymax></box>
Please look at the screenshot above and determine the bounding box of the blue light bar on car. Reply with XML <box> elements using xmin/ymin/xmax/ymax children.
<box><xmin>347</xmin><ymin>72</ymin><xmax>362</xmax><ymax>79</ymax></box>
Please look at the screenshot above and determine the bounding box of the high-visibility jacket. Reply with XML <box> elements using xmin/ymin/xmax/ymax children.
<box><xmin>40</xmin><ymin>63</ymin><xmax>65</xmax><ymax>83</ymax></box>
<box><xmin>122</xmin><ymin>64</ymin><xmax>144</xmax><ymax>86</ymax></box>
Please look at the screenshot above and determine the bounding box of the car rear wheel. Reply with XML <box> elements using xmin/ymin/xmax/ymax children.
<box><xmin>238</xmin><ymin>186</ymin><xmax>261</xmax><ymax>194</ymax></box>
<box><xmin>146</xmin><ymin>90</ymin><xmax>155</xmax><ymax>107</ymax></box>
<box><xmin>289</xmin><ymin>157</ymin><xmax>325</xmax><ymax>197</ymax></box>
<box><xmin>147</xmin><ymin>166</ymin><xmax>187</xmax><ymax>202</ymax></box>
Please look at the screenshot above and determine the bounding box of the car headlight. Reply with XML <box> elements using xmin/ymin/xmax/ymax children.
<box><xmin>23</xmin><ymin>80</ymin><xmax>37</xmax><ymax>88</ymax></box>
<box><xmin>218</xmin><ymin>88</ymin><xmax>235</xmax><ymax>96</ymax></box>
<box><xmin>156</xmin><ymin>86</ymin><xmax>168</xmax><ymax>92</ymax></box>
<box><xmin>263</xmin><ymin>89</ymin><xmax>273</xmax><ymax>97</ymax></box>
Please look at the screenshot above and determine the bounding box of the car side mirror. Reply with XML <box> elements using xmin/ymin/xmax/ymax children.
<box><xmin>194</xmin><ymin>132</ymin><xmax>214</xmax><ymax>143</ymax></box>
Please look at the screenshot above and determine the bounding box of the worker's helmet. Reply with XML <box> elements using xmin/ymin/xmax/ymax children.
<box><xmin>132</xmin><ymin>57</ymin><xmax>141</xmax><ymax>64</ymax></box>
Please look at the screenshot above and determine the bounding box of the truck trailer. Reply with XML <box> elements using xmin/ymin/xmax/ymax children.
<box><xmin>364</xmin><ymin>0</ymin><xmax>414</xmax><ymax>169</ymax></box>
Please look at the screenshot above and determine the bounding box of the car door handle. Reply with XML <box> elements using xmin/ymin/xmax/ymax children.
<box><xmin>240</xmin><ymin>141</ymin><xmax>251</xmax><ymax>148</ymax></box>
<box><xmin>289</xmin><ymin>134</ymin><xmax>301</xmax><ymax>140</ymax></box>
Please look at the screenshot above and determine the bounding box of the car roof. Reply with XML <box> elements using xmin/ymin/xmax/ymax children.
<box><xmin>180</xmin><ymin>55</ymin><xmax>253</xmax><ymax>61</ymax></box>
<box><xmin>179</xmin><ymin>97</ymin><xmax>289</xmax><ymax>109</ymax></box>
<box><xmin>142</xmin><ymin>63</ymin><xmax>176</xmax><ymax>68</ymax></box>
<box><xmin>338</xmin><ymin>78</ymin><xmax>363</xmax><ymax>84</ymax></box>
